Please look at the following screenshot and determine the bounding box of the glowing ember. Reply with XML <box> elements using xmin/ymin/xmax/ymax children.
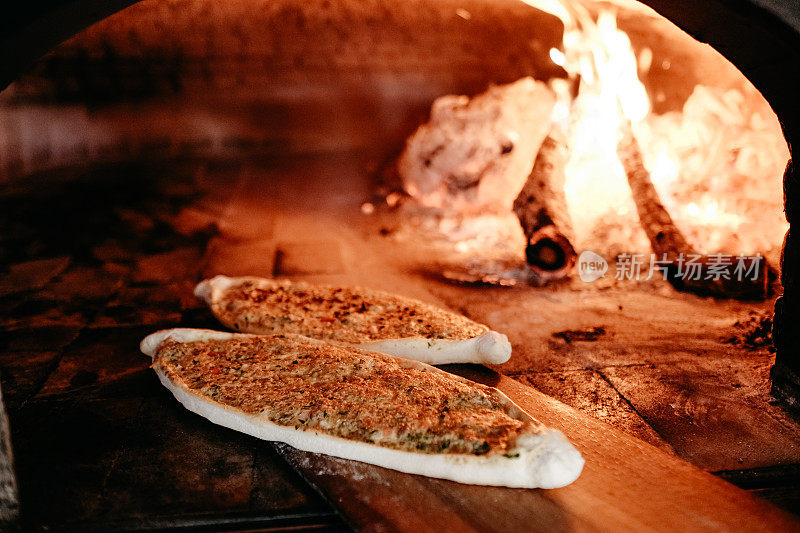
<box><xmin>639</xmin><ymin>85</ymin><xmax>788</xmax><ymax>257</ymax></box>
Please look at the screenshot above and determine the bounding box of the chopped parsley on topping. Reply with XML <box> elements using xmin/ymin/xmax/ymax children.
<box><xmin>215</xmin><ymin>280</ymin><xmax>488</xmax><ymax>344</ymax></box>
<box><xmin>156</xmin><ymin>335</ymin><xmax>528</xmax><ymax>456</ymax></box>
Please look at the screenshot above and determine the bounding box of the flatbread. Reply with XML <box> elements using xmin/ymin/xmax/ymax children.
<box><xmin>141</xmin><ymin>328</ymin><xmax>583</xmax><ymax>489</ymax></box>
<box><xmin>195</xmin><ymin>275</ymin><xmax>512</xmax><ymax>365</ymax></box>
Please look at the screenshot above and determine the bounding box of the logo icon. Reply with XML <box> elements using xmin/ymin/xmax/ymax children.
<box><xmin>578</xmin><ymin>250</ymin><xmax>608</xmax><ymax>282</ymax></box>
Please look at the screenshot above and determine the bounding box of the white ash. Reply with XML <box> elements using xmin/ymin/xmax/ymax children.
<box><xmin>398</xmin><ymin>77</ymin><xmax>555</xmax><ymax>213</ymax></box>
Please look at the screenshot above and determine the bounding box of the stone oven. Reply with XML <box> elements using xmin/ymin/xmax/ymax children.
<box><xmin>0</xmin><ymin>0</ymin><xmax>799</xmax><ymax>530</ymax></box>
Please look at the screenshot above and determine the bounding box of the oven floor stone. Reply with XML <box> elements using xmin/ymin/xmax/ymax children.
<box><xmin>1</xmin><ymin>154</ymin><xmax>799</xmax><ymax>527</ymax></box>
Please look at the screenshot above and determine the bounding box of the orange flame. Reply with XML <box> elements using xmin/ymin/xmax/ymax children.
<box><xmin>525</xmin><ymin>0</ymin><xmax>787</xmax><ymax>259</ymax></box>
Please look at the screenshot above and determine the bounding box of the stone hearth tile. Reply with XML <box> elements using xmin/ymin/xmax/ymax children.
<box><xmin>0</xmin><ymin>325</ymin><xmax>82</xmax><ymax>409</ymax></box>
<box><xmin>91</xmin><ymin>239</ymin><xmax>139</xmax><ymax>263</ymax></box>
<box><xmin>160</xmin><ymin>206</ymin><xmax>219</xmax><ymax>239</ymax></box>
<box><xmin>168</xmin><ymin>280</ymin><xmax>207</xmax><ymax>311</ymax></box>
<box><xmin>0</xmin><ymin>257</ymin><xmax>71</xmax><ymax>297</ymax></box>
<box><xmin>132</xmin><ymin>248</ymin><xmax>203</xmax><ymax>284</ymax></box>
<box><xmin>103</xmin><ymin>397</ymin><xmax>254</xmax><ymax>515</ymax></box>
<box><xmin>114</xmin><ymin>207</ymin><xmax>156</xmax><ymax>237</ymax></box>
<box><xmin>10</xmin><ymin>397</ymin><xmax>146</xmax><ymax>528</ymax></box>
<box><xmin>514</xmin><ymin>369</ymin><xmax>674</xmax><ymax>453</ymax></box>
<box><xmin>35</xmin><ymin>327</ymin><xmax>155</xmax><ymax>400</ymax></box>
<box><xmin>94</xmin><ymin>395</ymin><xmax>326</xmax><ymax>524</ymax></box>
<box><xmin>202</xmin><ymin>238</ymin><xmax>276</xmax><ymax>278</ymax></box>
<box><xmin>39</xmin><ymin>266</ymin><xmax>126</xmax><ymax>302</ymax></box>
<box><xmin>0</xmin><ymin>351</ymin><xmax>62</xmax><ymax>410</ymax></box>
<box><xmin>0</xmin><ymin>326</ymin><xmax>80</xmax><ymax>353</ymax></box>
<box><xmin>11</xmin><ymin>389</ymin><xmax>329</xmax><ymax>529</ymax></box>
<box><xmin>428</xmin><ymin>284</ymin><xmax>768</xmax><ymax>373</ymax></box>
<box><xmin>0</xmin><ymin>298</ymin><xmax>88</xmax><ymax>331</ymax></box>
<box><xmin>602</xmin><ymin>358</ymin><xmax>800</xmax><ymax>471</ymax></box>
<box><xmin>274</xmin><ymin>241</ymin><xmax>344</xmax><ymax>276</ymax></box>
<box><xmin>91</xmin><ymin>308</ymin><xmax>183</xmax><ymax>329</ymax></box>
<box><xmin>90</xmin><ymin>285</ymin><xmax>186</xmax><ymax>328</ymax></box>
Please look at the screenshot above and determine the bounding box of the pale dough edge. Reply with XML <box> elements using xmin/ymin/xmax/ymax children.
<box><xmin>142</xmin><ymin>328</ymin><xmax>584</xmax><ymax>489</ymax></box>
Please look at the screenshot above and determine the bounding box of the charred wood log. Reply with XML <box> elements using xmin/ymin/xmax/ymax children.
<box><xmin>618</xmin><ymin>121</ymin><xmax>768</xmax><ymax>300</ymax></box>
<box><xmin>668</xmin><ymin>255</ymin><xmax>768</xmax><ymax>300</ymax></box>
<box><xmin>513</xmin><ymin>129</ymin><xmax>577</xmax><ymax>281</ymax></box>
<box><xmin>618</xmin><ymin>123</ymin><xmax>695</xmax><ymax>262</ymax></box>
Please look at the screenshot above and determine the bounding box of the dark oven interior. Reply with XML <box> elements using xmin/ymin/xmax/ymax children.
<box><xmin>1</xmin><ymin>0</ymin><xmax>800</xmax><ymax>530</ymax></box>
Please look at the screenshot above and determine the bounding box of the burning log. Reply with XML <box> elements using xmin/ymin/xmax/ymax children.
<box><xmin>618</xmin><ymin>123</ymin><xmax>694</xmax><ymax>262</ymax></box>
<box><xmin>618</xmin><ymin>121</ymin><xmax>768</xmax><ymax>300</ymax></box>
<box><xmin>513</xmin><ymin>129</ymin><xmax>577</xmax><ymax>281</ymax></box>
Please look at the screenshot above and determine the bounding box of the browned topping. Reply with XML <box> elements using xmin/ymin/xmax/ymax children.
<box><xmin>154</xmin><ymin>335</ymin><xmax>527</xmax><ymax>455</ymax></box>
<box><xmin>213</xmin><ymin>279</ymin><xmax>488</xmax><ymax>343</ymax></box>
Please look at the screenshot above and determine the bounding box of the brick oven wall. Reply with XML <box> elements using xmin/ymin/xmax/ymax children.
<box><xmin>0</xmin><ymin>0</ymin><xmax>765</xmax><ymax>182</ymax></box>
<box><xmin>0</xmin><ymin>0</ymin><xmax>565</xmax><ymax>181</ymax></box>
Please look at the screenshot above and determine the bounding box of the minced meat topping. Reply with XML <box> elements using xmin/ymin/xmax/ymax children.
<box><xmin>155</xmin><ymin>334</ymin><xmax>527</xmax><ymax>455</ymax></box>
<box><xmin>213</xmin><ymin>279</ymin><xmax>488</xmax><ymax>344</ymax></box>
